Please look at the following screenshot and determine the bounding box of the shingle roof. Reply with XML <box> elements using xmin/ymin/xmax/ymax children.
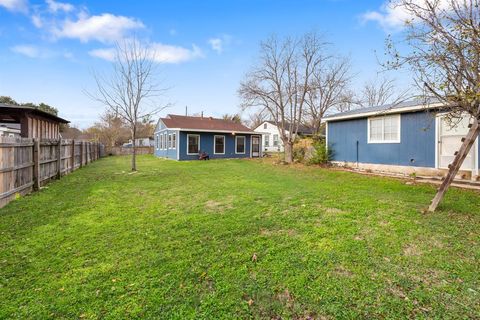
<box><xmin>0</xmin><ymin>103</ymin><xmax>69</xmax><ymax>123</ymax></box>
<box><xmin>265</xmin><ymin>121</ymin><xmax>314</xmax><ymax>135</ymax></box>
<box><xmin>323</xmin><ymin>99</ymin><xmax>443</xmax><ymax>121</ymax></box>
<box><xmin>160</xmin><ymin>114</ymin><xmax>254</xmax><ymax>133</ymax></box>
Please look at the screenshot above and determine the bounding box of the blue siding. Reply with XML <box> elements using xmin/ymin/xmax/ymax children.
<box><xmin>154</xmin><ymin>129</ymin><xmax>179</xmax><ymax>160</ymax></box>
<box><xmin>178</xmin><ymin>132</ymin><xmax>254</xmax><ymax>161</ymax></box>
<box><xmin>328</xmin><ymin>111</ymin><xmax>436</xmax><ymax>168</ymax></box>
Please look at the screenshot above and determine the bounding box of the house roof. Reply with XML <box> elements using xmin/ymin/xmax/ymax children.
<box><xmin>264</xmin><ymin>121</ymin><xmax>314</xmax><ymax>135</ymax></box>
<box><xmin>0</xmin><ymin>103</ymin><xmax>69</xmax><ymax>123</ymax></box>
<box><xmin>323</xmin><ymin>99</ymin><xmax>443</xmax><ymax>122</ymax></box>
<box><xmin>160</xmin><ymin>114</ymin><xmax>254</xmax><ymax>133</ymax></box>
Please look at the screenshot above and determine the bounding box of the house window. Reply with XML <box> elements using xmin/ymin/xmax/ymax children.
<box><xmin>168</xmin><ymin>134</ymin><xmax>172</xmax><ymax>149</ymax></box>
<box><xmin>172</xmin><ymin>133</ymin><xmax>176</xmax><ymax>149</ymax></box>
<box><xmin>214</xmin><ymin>135</ymin><xmax>225</xmax><ymax>154</ymax></box>
<box><xmin>368</xmin><ymin>115</ymin><xmax>401</xmax><ymax>143</ymax></box>
<box><xmin>159</xmin><ymin>134</ymin><xmax>163</xmax><ymax>150</ymax></box>
<box><xmin>263</xmin><ymin>123</ymin><xmax>267</xmax><ymax>129</ymax></box>
<box><xmin>235</xmin><ymin>136</ymin><xmax>246</xmax><ymax>154</ymax></box>
<box><xmin>156</xmin><ymin>134</ymin><xmax>159</xmax><ymax>150</ymax></box>
<box><xmin>273</xmin><ymin>134</ymin><xmax>279</xmax><ymax>146</ymax></box>
<box><xmin>164</xmin><ymin>133</ymin><xmax>167</xmax><ymax>149</ymax></box>
<box><xmin>264</xmin><ymin>135</ymin><xmax>270</xmax><ymax>147</ymax></box>
<box><xmin>187</xmin><ymin>134</ymin><xmax>200</xmax><ymax>155</ymax></box>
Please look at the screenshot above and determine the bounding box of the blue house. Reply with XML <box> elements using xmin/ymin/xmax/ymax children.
<box><xmin>154</xmin><ymin>114</ymin><xmax>262</xmax><ymax>160</ymax></box>
<box><xmin>324</xmin><ymin>101</ymin><xmax>479</xmax><ymax>180</ymax></box>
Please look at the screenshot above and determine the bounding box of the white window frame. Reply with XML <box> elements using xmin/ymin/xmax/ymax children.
<box><xmin>263</xmin><ymin>123</ymin><xmax>267</xmax><ymax>129</ymax></box>
<box><xmin>264</xmin><ymin>134</ymin><xmax>270</xmax><ymax>147</ymax></box>
<box><xmin>168</xmin><ymin>134</ymin><xmax>172</xmax><ymax>149</ymax></box>
<box><xmin>187</xmin><ymin>134</ymin><xmax>200</xmax><ymax>155</ymax></box>
<box><xmin>172</xmin><ymin>133</ymin><xmax>176</xmax><ymax>149</ymax></box>
<box><xmin>235</xmin><ymin>136</ymin><xmax>246</xmax><ymax>154</ymax></box>
<box><xmin>156</xmin><ymin>134</ymin><xmax>159</xmax><ymax>150</ymax></box>
<box><xmin>214</xmin><ymin>135</ymin><xmax>225</xmax><ymax>155</ymax></box>
<box><xmin>273</xmin><ymin>134</ymin><xmax>279</xmax><ymax>146</ymax></box>
<box><xmin>163</xmin><ymin>133</ymin><xmax>167</xmax><ymax>149</ymax></box>
<box><xmin>367</xmin><ymin>114</ymin><xmax>401</xmax><ymax>144</ymax></box>
<box><xmin>159</xmin><ymin>134</ymin><xmax>163</xmax><ymax>150</ymax></box>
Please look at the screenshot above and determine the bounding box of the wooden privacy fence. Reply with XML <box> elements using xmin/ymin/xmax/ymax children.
<box><xmin>0</xmin><ymin>137</ymin><xmax>103</xmax><ymax>208</ymax></box>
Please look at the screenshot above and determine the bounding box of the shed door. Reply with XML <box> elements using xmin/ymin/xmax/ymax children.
<box><xmin>438</xmin><ymin>115</ymin><xmax>476</xmax><ymax>170</ymax></box>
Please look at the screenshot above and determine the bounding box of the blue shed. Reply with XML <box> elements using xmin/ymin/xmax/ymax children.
<box><xmin>324</xmin><ymin>101</ymin><xmax>479</xmax><ymax>180</ymax></box>
<box><xmin>153</xmin><ymin>114</ymin><xmax>262</xmax><ymax>161</ymax></box>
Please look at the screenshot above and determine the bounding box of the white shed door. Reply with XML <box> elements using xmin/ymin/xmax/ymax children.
<box><xmin>438</xmin><ymin>115</ymin><xmax>476</xmax><ymax>170</ymax></box>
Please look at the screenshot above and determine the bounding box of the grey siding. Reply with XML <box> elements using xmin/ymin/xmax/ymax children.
<box><xmin>154</xmin><ymin>129</ymin><xmax>179</xmax><ymax>160</ymax></box>
<box><xmin>328</xmin><ymin>111</ymin><xmax>436</xmax><ymax>168</ymax></box>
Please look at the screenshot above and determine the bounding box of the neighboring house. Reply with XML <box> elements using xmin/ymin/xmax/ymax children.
<box><xmin>324</xmin><ymin>100</ymin><xmax>479</xmax><ymax>180</ymax></box>
<box><xmin>0</xmin><ymin>103</ymin><xmax>69</xmax><ymax>139</ymax></box>
<box><xmin>123</xmin><ymin>137</ymin><xmax>154</xmax><ymax>148</ymax></box>
<box><xmin>154</xmin><ymin>114</ymin><xmax>262</xmax><ymax>160</ymax></box>
<box><xmin>254</xmin><ymin>121</ymin><xmax>314</xmax><ymax>152</ymax></box>
<box><xmin>0</xmin><ymin>124</ymin><xmax>21</xmax><ymax>137</ymax></box>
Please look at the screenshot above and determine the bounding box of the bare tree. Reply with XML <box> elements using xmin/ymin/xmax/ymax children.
<box><xmin>222</xmin><ymin>113</ymin><xmax>242</xmax><ymax>124</ymax></box>
<box><xmin>304</xmin><ymin>56</ymin><xmax>354</xmax><ymax>135</ymax></box>
<box><xmin>244</xmin><ymin>109</ymin><xmax>269</xmax><ymax>129</ymax></box>
<box><xmin>239</xmin><ymin>33</ymin><xmax>326</xmax><ymax>163</ymax></box>
<box><xmin>360</xmin><ymin>76</ymin><xmax>409</xmax><ymax>107</ymax></box>
<box><xmin>90</xmin><ymin>38</ymin><xmax>167</xmax><ymax>171</ymax></box>
<box><xmin>385</xmin><ymin>0</ymin><xmax>480</xmax><ymax>211</ymax></box>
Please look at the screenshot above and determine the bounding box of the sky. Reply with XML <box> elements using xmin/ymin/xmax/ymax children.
<box><xmin>0</xmin><ymin>0</ymin><xmax>413</xmax><ymax>128</ymax></box>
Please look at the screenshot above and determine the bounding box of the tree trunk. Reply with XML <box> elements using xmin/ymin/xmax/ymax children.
<box><xmin>284</xmin><ymin>141</ymin><xmax>294</xmax><ymax>163</ymax></box>
<box><xmin>428</xmin><ymin>119</ymin><xmax>480</xmax><ymax>212</ymax></box>
<box><xmin>131</xmin><ymin>128</ymin><xmax>137</xmax><ymax>171</ymax></box>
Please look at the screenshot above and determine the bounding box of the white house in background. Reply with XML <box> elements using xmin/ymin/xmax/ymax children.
<box><xmin>254</xmin><ymin>121</ymin><xmax>314</xmax><ymax>152</ymax></box>
<box><xmin>123</xmin><ymin>137</ymin><xmax>154</xmax><ymax>148</ymax></box>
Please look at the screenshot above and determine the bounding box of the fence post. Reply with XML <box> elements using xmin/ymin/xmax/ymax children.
<box><xmin>71</xmin><ymin>140</ymin><xmax>75</xmax><ymax>172</ymax></box>
<box><xmin>33</xmin><ymin>139</ymin><xmax>40</xmax><ymax>190</ymax></box>
<box><xmin>56</xmin><ymin>139</ymin><xmax>62</xmax><ymax>179</ymax></box>
<box><xmin>80</xmin><ymin>141</ymin><xmax>84</xmax><ymax>168</ymax></box>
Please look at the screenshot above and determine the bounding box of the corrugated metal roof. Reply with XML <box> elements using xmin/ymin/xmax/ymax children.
<box><xmin>265</xmin><ymin>121</ymin><xmax>314</xmax><ymax>135</ymax></box>
<box><xmin>0</xmin><ymin>103</ymin><xmax>69</xmax><ymax>123</ymax></box>
<box><xmin>323</xmin><ymin>99</ymin><xmax>442</xmax><ymax>121</ymax></box>
<box><xmin>160</xmin><ymin>114</ymin><xmax>254</xmax><ymax>132</ymax></box>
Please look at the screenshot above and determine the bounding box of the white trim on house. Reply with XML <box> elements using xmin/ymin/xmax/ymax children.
<box><xmin>186</xmin><ymin>134</ymin><xmax>200</xmax><ymax>155</ymax></box>
<box><xmin>325</xmin><ymin>121</ymin><xmax>329</xmax><ymax>152</ymax></box>
<box><xmin>235</xmin><ymin>136</ymin><xmax>246</xmax><ymax>154</ymax></box>
<box><xmin>172</xmin><ymin>132</ymin><xmax>176</xmax><ymax>149</ymax></box>
<box><xmin>168</xmin><ymin>133</ymin><xmax>172</xmax><ymax>149</ymax></box>
<box><xmin>324</xmin><ymin>102</ymin><xmax>443</xmax><ymax>122</ymax></box>
<box><xmin>250</xmin><ymin>134</ymin><xmax>262</xmax><ymax>158</ymax></box>
<box><xmin>435</xmin><ymin>115</ymin><xmax>440</xmax><ymax>169</ymax></box>
<box><xmin>367</xmin><ymin>114</ymin><xmax>401</xmax><ymax>144</ymax></box>
<box><xmin>214</xmin><ymin>135</ymin><xmax>225</xmax><ymax>155</ymax></box>
<box><xmin>176</xmin><ymin>131</ymin><xmax>180</xmax><ymax>160</ymax></box>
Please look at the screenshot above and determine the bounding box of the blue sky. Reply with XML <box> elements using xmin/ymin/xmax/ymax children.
<box><xmin>0</xmin><ymin>0</ymin><xmax>410</xmax><ymax>128</ymax></box>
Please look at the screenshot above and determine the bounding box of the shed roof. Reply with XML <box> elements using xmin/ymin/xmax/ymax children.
<box><xmin>160</xmin><ymin>114</ymin><xmax>254</xmax><ymax>133</ymax></box>
<box><xmin>323</xmin><ymin>99</ymin><xmax>443</xmax><ymax>122</ymax></box>
<box><xmin>0</xmin><ymin>103</ymin><xmax>69</xmax><ymax>123</ymax></box>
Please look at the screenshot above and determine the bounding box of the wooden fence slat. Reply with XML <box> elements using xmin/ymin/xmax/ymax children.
<box><xmin>0</xmin><ymin>137</ymin><xmax>103</xmax><ymax>208</ymax></box>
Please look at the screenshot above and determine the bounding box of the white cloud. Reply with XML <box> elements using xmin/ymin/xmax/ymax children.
<box><xmin>46</xmin><ymin>0</ymin><xmax>74</xmax><ymax>13</ymax></box>
<box><xmin>31</xmin><ymin>14</ymin><xmax>43</xmax><ymax>27</ymax></box>
<box><xmin>52</xmin><ymin>13</ymin><xmax>145</xmax><ymax>43</ymax></box>
<box><xmin>0</xmin><ymin>0</ymin><xmax>28</xmax><ymax>13</ymax></box>
<box><xmin>11</xmin><ymin>45</ymin><xmax>39</xmax><ymax>58</ymax></box>
<box><xmin>362</xmin><ymin>0</ymin><xmax>452</xmax><ymax>30</ymax></box>
<box><xmin>208</xmin><ymin>34</ymin><xmax>232</xmax><ymax>54</ymax></box>
<box><xmin>89</xmin><ymin>42</ymin><xmax>204</xmax><ymax>64</ymax></box>
<box><xmin>88</xmin><ymin>48</ymin><xmax>115</xmax><ymax>61</ymax></box>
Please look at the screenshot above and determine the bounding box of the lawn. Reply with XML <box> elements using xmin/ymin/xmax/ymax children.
<box><xmin>1</xmin><ymin>155</ymin><xmax>479</xmax><ymax>319</ymax></box>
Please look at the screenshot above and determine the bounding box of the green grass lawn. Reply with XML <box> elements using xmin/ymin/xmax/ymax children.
<box><xmin>1</xmin><ymin>155</ymin><xmax>479</xmax><ymax>319</ymax></box>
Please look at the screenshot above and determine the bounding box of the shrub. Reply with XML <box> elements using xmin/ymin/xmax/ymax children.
<box><xmin>308</xmin><ymin>139</ymin><xmax>332</xmax><ymax>165</ymax></box>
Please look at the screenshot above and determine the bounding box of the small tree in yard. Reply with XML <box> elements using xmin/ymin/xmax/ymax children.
<box><xmin>91</xmin><ymin>38</ymin><xmax>167</xmax><ymax>171</ymax></box>
<box><xmin>239</xmin><ymin>33</ymin><xmax>326</xmax><ymax>163</ymax></box>
<box><xmin>385</xmin><ymin>0</ymin><xmax>480</xmax><ymax>211</ymax></box>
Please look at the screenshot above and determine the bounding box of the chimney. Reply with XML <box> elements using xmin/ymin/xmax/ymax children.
<box><xmin>201</xmin><ymin>111</ymin><xmax>204</xmax><ymax>118</ymax></box>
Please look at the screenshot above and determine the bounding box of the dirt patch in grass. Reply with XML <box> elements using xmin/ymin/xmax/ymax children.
<box><xmin>403</xmin><ymin>244</ymin><xmax>422</xmax><ymax>257</ymax></box>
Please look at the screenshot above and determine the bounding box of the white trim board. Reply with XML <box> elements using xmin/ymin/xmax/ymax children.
<box><xmin>324</xmin><ymin>102</ymin><xmax>443</xmax><ymax>122</ymax></box>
